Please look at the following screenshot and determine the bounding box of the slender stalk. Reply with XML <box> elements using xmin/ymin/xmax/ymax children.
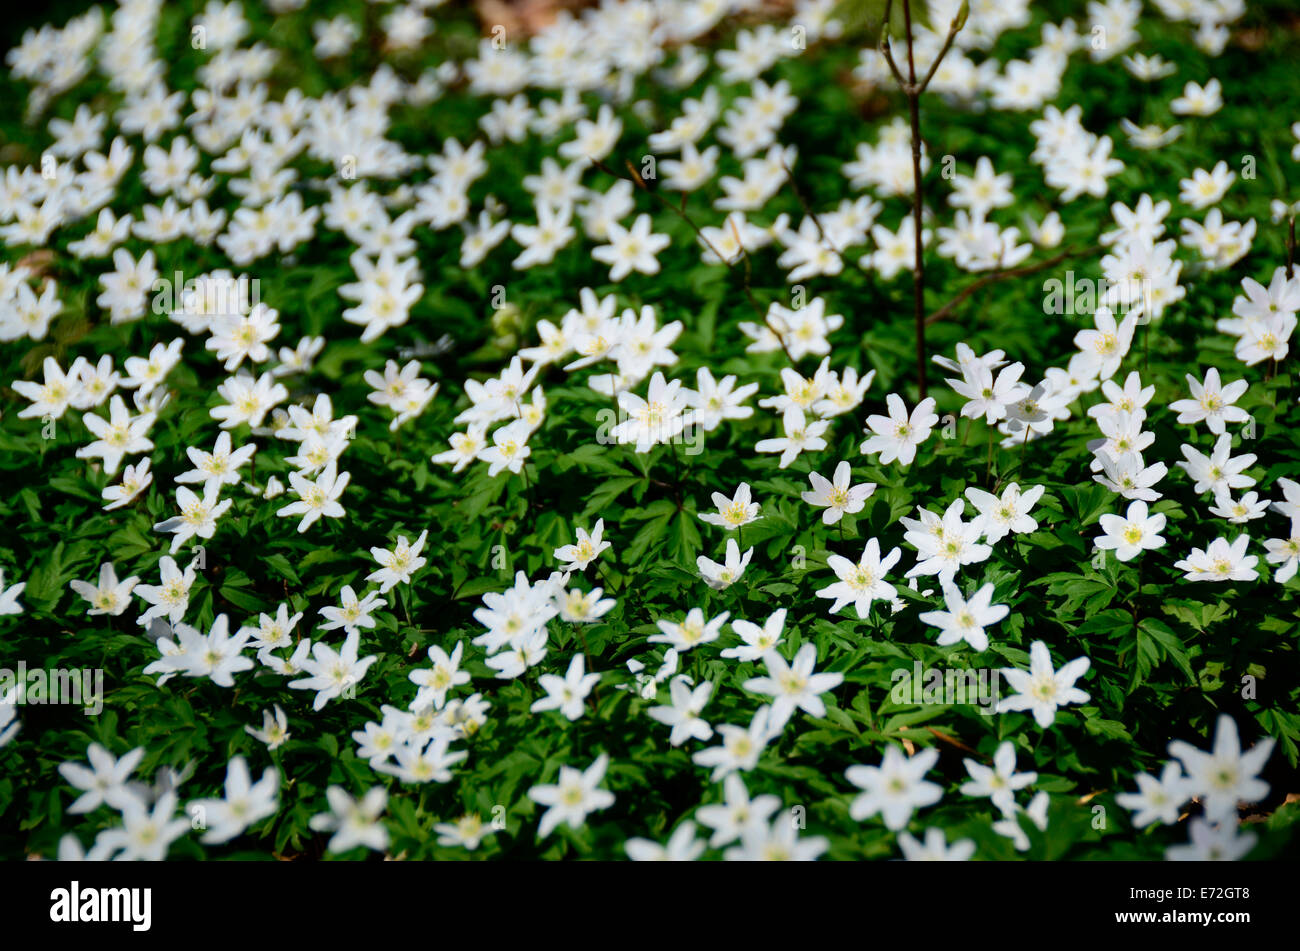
<box><xmin>1131</xmin><ymin>558</ymin><xmax>1142</xmax><ymax>635</ymax></box>
<box><xmin>924</xmin><ymin>244</ymin><xmax>1105</xmax><ymax>326</ymax></box>
<box><xmin>572</xmin><ymin>623</ymin><xmax>602</xmax><ymax>704</ymax></box>
<box><xmin>596</xmin><ymin>560</ymin><xmax>621</xmax><ymax>596</ymax></box>
<box><xmin>669</xmin><ymin>439</ymin><xmax>683</xmax><ymax>505</ymax></box>
<box><xmin>1288</xmin><ymin>215</ymin><xmax>1296</xmax><ymax>280</ymax></box>
<box><xmin>519</xmin><ymin>464</ymin><xmax>538</xmax><ymax>519</ymax></box>
<box><xmin>902</xmin><ymin>0</ymin><xmax>927</xmax><ymax>399</ymax></box>
<box><xmin>878</xmin><ymin>0</ymin><xmax>968</xmax><ymax>398</ymax></box>
<box><xmin>780</xmin><ymin>158</ymin><xmax>837</xmax><ymax>252</ymax></box>
<box><xmin>589</xmin><ymin>156</ymin><xmax>800</xmax><ymax>366</ymax></box>
<box><xmin>1283</xmin><ymin>216</ymin><xmax>1295</xmax><ymax>404</ymax></box>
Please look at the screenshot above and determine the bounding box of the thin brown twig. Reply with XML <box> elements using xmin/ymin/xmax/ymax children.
<box><xmin>1287</xmin><ymin>215</ymin><xmax>1296</xmax><ymax>280</ymax></box>
<box><xmin>915</xmin><ymin>3</ymin><xmax>968</xmax><ymax>95</ymax></box>
<box><xmin>877</xmin><ymin>0</ymin><xmax>908</xmax><ymax>88</ymax></box>
<box><xmin>589</xmin><ymin>155</ymin><xmax>801</xmax><ymax>365</ymax></box>
<box><xmin>923</xmin><ymin>244</ymin><xmax>1105</xmax><ymax>326</ymax></box>
<box><xmin>1280</xmin><ymin>216</ymin><xmax>1295</xmax><ymax>402</ymax></box>
<box><xmin>902</xmin><ymin>0</ymin><xmax>927</xmax><ymax>397</ymax></box>
<box><xmin>729</xmin><ymin>215</ymin><xmax>753</xmax><ymax>293</ymax></box>
<box><xmin>878</xmin><ymin>0</ymin><xmax>968</xmax><ymax>399</ymax></box>
<box><xmin>779</xmin><ymin>158</ymin><xmax>838</xmax><ymax>253</ymax></box>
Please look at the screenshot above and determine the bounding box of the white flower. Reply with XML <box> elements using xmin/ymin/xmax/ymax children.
<box><xmin>1168</xmin><ymin>368</ymin><xmax>1250</xmax><ymax>435</ymax></box>
<box><xmin>1170</xmin><ymin>79</ymin><xmax>1222</xmax><ymax>116</ymax></box>
<box><xmin>0</xmin><ymin>569</ymin><xmax>25</xmax><ymax>616</ymax></box>
<box><xmin>1093</xmin><ymin>450</ymin><xmax>1168</xmax><ymax>501</ymax></box>
<box><xmin>610</xmin><ymin>372</ymin><xmax>691</xmax><ymax>453</ymax></box>
<box><xmin>57</xmin><ymin>743</ymin><xmax>144</xmax><ymax>814</ymax></box>
<box><xmin>845</xmin><ymin>745</ymin><xmax>943</xmax><ymax>830</ymax></box>
<box><xmin>860</xmin><ymin>394</ymin><xmax>939</xmax><ymax>466</ymax></box>
<box><xmin>319</xmin><ymin>585</ymin><xmax>385</xmax><ymax>638</ymax></box>
<box><xmin>1094</xmin><ymin>499</ymin><xmax>1167</xmax><ymax>561</ymax></box>
<box><xmin>1165</xmin><ymin>818</ymin><xmax>1257</xmax><ymax>861</ymax></box>
<box><xmin>309</xmin><ymin>786</ymin><xmax>389</xmax><ymax>853</ymax></box>
<box><xmin>144</xmin><ymin>614</ymin><xmax>254</xmax><ymax>688</ymax></box>
<box><xmin>742</xmin><ymin>644</ymin><xmax>844</xmax><ymax>729</ymax></box>
<box><xmin>904</xmin><ymin>498</ymin><xmax>993</xmax><ymax>585</ymax></box>
<box><xmin>276</xmin><ymin>463</ymin><xmax>350</xmax><ymax>533</ymax></box>
<box><xmin>1115</xmin><ymin>761</ymin><xmax>1190</xmax><ymax>828</ymax></box>
<box><xmin>591</xmin><ymin>214</ymin><xmax>670</xmax><ymax>281</ymax></box>
<box><xmin>1263</xmin><ymin>526</ymin><xmax>1300</xmax><ymax>583</ymax></box>
<box><xmin>695</xmin><ymin>774</ymin><xmax>782</xmax><ymax>847</ymax></box>
<box><xmin>553</xmin><ymin>519</ymin><xmax>612</xmax><ymax>571</ymax></box>
<box><xmin>897</xmin><ymin>827</ymin><xmax>976</xmax><ymax>861</ymax></box>
<box><xmin>366</xmin><ymin>531</ymin><xmax>429</xmax><ymax>593</ymax></box>
<box><xmin>188</xmin><ymin>757</ymin><xmax>279</xmax><ymax>845</ymax></box>
<box><xmin>699</xmin><ymin>483</ymin><xmax>762</xmax><ymax>530</ymax></box>
<box><xmin>95</xmin><ymin>792</ymin><xmax>190</xmax><ymax>861</ymax></box>
<box><xmin>102</xmin><ymin>458</ymin><xmax>153</xmax><ymax>510</ymax></box>
<box><xmin>625</xmin><ymin>821</ymin><xmax>706</xmax><ymax>861</ymax></box>
<box><xmin>434</xmin><ymin>813</ymin><xmax>493</xmax><ymax>851</ymax></box>
<box><xmin>949</xmin><ymin>360</ymin><xmax>1027</xmax><ymax>425</ymax></box>
<box><xmin>917</xmin><ymin>580</ymin><xmax>1009</xmax><ymax>652</ymax></box>
<box><xmin>409</xmin><ymin>641</ymin><xmax>471</xmax><ymax>710</ymax></box>
<box><xmin>527</xmin><ymin>753</ymin><xmax>616</xmax><ymax>837</ymax></box>
<box><xmin>688</xmin><ymin>367</ymin><xmax>758</xmax><ymax>430</ymax></box>
<box><xmin>647</xmin><ymin>676</ymin><xmax>714</xmax><ymax>746</ymax></box>
<box><xmin>992</xmin><ymin>790</ymin><xmax>1050</xmax><ymax>851</ymax></box>
<box><xmin>721</xmin><ymin>609</ymin><xmax>787</xmax><ymax>662</ymax></box>
<box><xmin>1074</xmin><ymin>306</ymin><xmax>1136</xmax><ymax>380</ymax></box>
<box><xmin>1178</xmin><ymin>161</ymin><xmax>1235</xmax><ymax>210</ymax></box>
<box><xmin>530</xmin><ymin>654</ymin><xmax>601</xmax><ymax>721</ymax></box>
<box><xmin>288</xmin><ymin>630</ymin><xmax>379</xmax><ymax>710</ymax></box>
<box><xmin>1208</xmin><ymin>490</ymin><xmax>1269</xmax><ymax>525</ymax></box>
<box><xmin>651</xmin><ymin>608</ymin><xmax>729</xmax><ymax>652</ymax></box>
<box><xmin>754</xmin><ymin>406</ymin><xmax>829</xmax><ymax>468</ymax></box>
<box><xmin>478</xmin><ymin>419</ymin><xmax>533</xmax><ymax>476</ymax></box>
<box><xmin>68</xmin><ymin>562</ymin><xmax>139</xmax><ymax>617</ymax></box>
<box><xmin>697</xmin><ymin>538</ymin><xmax>753</xmax><ymax>590</ymax></box>
<box><xmin>963</xmin><ymin>483</ymin><xmax>1045</xmax><ymax>545</ymax></box>
<box><xmin>997</xmin><ymin>641</ymin><xmax>1090</xmax><ymax>728</ymax></box>
<box><xmin>1173</xmin><ymin>535</ymin><xmax>1258</xmax><ymax>582</ymax></box>
<box><xmin>1167</xmin><ymin>713</ymin><xmax>1274</xmax><ymax>822</ymax></box>
<box><xmin>722</xmin><ymin>818</ymin><xmax>829</xmax><ymax>861</ymax></box>
<box><xmin>692</xmin><ymin>706</ymin><xmax>778</xmax><ymax>781</ymax></box>
<box><xmin>816</xmin><ymin>538</ymin><xmax>901</xmax><ymax>618</ymax></box>
<box><xmin>959</xmin><ymin>741</ymin><xmax>1036</xmax><ymax>812</ymax></box>
<box><xmin>801</xmin><ymin>461</ymin><xmax>875</xmax><ymax>525</ymax></box>
<box><xmin>245</xmin><ymin>706</ymin><xmax>290</xmax><ymax>750</ymax></box>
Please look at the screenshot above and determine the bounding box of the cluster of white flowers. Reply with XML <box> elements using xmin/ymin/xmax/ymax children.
<box><xmin>2</xmin><ymin>0</ymin><xmax>1289</xmax><ymax>864</ymax></box>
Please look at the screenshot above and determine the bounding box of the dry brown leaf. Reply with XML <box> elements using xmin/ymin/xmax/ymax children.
<box><xmin>17</xmin><ymin>249</ymin><xmax>54</xmax><ymax>278</ymax></box>
<box><xmin>476</xmin><ymin>0</ymin><xmax>576</xmax><ymax>37</ymax></box>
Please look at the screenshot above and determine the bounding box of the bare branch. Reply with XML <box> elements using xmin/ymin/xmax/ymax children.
<box><xmin>915</xmin><ymin>3</ymin><xmax>968</xmax><ymax>95</ymax></box>
<box><xmin>877</xmin><ymin>0</ymin><xmax>909</xmax><ymax>89</ymax></box>
<box><xmin>923</xmin><ymin>244</ymin><xmax>1105</xmax><ymax>327</ymax></box>
<box><xmin>779</xmin><ymin>159</ymin><xmax>839</xmax><ymax>253</ymax></box>
<box><xmin>588</xmin><ymin>156</ymin><xmax>801</xmax><ymax>365</ymax></box>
